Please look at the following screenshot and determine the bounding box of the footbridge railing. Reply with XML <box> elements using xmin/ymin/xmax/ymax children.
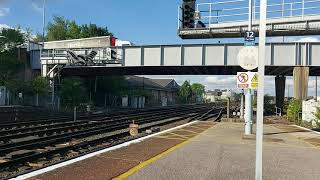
<box><xmin>178</xmin><ymin>0</ymin><xmax>320</xmax><ymax>38</ymax></box>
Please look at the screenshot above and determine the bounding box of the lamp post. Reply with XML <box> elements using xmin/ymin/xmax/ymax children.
<box><xmin>42</xmin><ymin>0</ymin><xmax>46</xmax><ymax>44</ymax></box>
<box><xmin>256</xmin><ymin>0</ymin><xmax>267</xmax><ymax>179</ymax></box>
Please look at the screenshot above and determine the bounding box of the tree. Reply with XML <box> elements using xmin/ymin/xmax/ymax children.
<box><xmin>0</xmin><ymin>28</ymin><xmax>25</xmax><ymax>51</ymax></box>
<box><xmin>93</xmin><ymin>76</ymin><xmax>125</xmax><ymax>107</ymax></box>
<box><xmin>47</xmin><ymin>16</ymin><xmax>69</xmax><ymax>41</ymax></box>
<box><xmin>33</xmin><ymin>33</ymin><xmax>48</xmax><ymax>43</ymax></box>
<box><xmin>43</xmin><ymin>16</ymin><xmax>113</xmax><ymax>41</ymax></box>
<box><xmin>32</xmin><ymin>76</ymin><xmax>48</xmax><ymax>106</ymax></box>
<box><xmin>0</xmin><ymin>54</ymin><xmax>22</xmax><ymax>86</ymax></box>
<box><xmin>178</xmin><ymin>81</ymin><xmax>192</xmax><ymax>104</ymax></box>
<box><xmin>0</xmin><ymin>28</ymin><xmax>25</xmax><ymax>86</ymax></box>
<box><xmin>191</xmin><ymin>83</ymin><xmax>205</xmax><ymax>103</ymax></box>
<box><xmin>60</xmin><ymin>77</ymin><xmax>88</xmax><ymax>108</ymax></box>
<box><xmin>67</xmin><ymin>20</ymin><xmax>81</xmax><ymax>39</ymax></box>
<box><xmin>191</xmin><ymin>83</ymin><xmax>205</xmax><ymax>96</ymax></box>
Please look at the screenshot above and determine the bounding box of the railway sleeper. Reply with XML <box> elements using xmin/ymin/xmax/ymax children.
<box><xmin>0</xmin><ymin>112</ymin><xmax>205</xmax><ymax>173</ymax></box>
<box><xmin>0</xmin><ymin>108</ymin><xmax>212</xmax><ymax>160</ymax></box>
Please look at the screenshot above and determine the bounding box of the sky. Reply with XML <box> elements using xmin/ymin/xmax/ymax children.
<box><xmin>1</xmin><ymin>0</ymin><xmax>320</xmax><ymax>96</ymax></box>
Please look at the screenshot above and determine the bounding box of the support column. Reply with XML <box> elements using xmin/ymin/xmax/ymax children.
<box><xmin>293</xmin><ymin>67</ymin><xmax>309</xmax><ymax>101</ymax></box>
<box><xmin>275</xmin><ymin>76</ymin><xmax>286</xmax><ymax>114</ymax></box>
<box><xmin>244</xmin><ymin>89</ymin><xmax>253</xmax><ymax>135</ymax></box>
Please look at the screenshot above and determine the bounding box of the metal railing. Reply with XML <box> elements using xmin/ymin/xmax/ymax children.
<box><xmin>178</xmin><ymin>0</ymin><xmax>320</xmax><ymax>29</ymax></box>
<box><xmin>275</xmin><ymin>107</ymin><xmax>282</xmax><ymax>116</ymax></box>
<box><xmin>41</xmin><ymin>47</ymin><xmax>123</xmax><ymax>66</ymax></box>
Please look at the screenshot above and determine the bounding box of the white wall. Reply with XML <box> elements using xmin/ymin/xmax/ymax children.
<box><xmin>302</xmin><ymin>99</ymin><xmax>320</xmax><ymax>126</ymax></box>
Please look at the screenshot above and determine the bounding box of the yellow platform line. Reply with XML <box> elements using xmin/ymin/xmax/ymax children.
<box><xmin>113</xmin><ymin>124</ymin><xmax>214</xmax><ymax>180</ymax></box>
<box><xmin>112</xmin><ymin>140</ymin><xmax>190</xmax><ymax>180</ymax></box>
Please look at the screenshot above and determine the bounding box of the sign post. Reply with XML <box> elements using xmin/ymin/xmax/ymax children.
<box><xmin>236</xmin><ymin>71</ymin><xmax>258</xmax><ymax>135</ymax></box>
<box><xmin>237</xmin><ymin>46</ymin><xmax>258</xmax><ymax>136</ymax></box>
<box><xmin>237</xmin><ymin>0</ymin><xmax>256</xmax><ymax>135</ymax></box>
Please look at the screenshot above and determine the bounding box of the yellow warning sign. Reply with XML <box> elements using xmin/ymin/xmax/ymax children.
<box><xmin>251</xmin><ymin>74</ymin><xmax>258</xmax><ymax>83</ymax></box>
<box><xmin>251</xmin><ymin>73</ymin><xmax>258</xmax><ymax>89</ymax></box>
<box><xmin>251</xmin><ymin>83</ymin><xmax>258</xmax><ymax>89</ymax></box>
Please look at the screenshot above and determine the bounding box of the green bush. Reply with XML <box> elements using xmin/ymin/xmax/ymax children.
<box><xmin>287</xmin><ymin>99</ymin><xmax>302</xmax><ymax>125</ymax></box>
<box><xmin>313</xmin><ymin>107</ymin><xmax>320</xmax><ymax>128</ymax></box>
<box><xmin>60</xmin><ymin>77</ymin><xmax>88</xmax><ymax>108</ymax></box>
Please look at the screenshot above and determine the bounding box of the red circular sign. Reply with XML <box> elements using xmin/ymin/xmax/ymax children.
<box><xmin>237</xmin><ymin>73</ymin><xmax>249</xmax><ymax>83</ymax></box>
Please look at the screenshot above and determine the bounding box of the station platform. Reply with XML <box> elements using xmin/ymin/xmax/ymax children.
<box><xmin>29</xmin><ymin>122</ymin><xmax>320</xmax><ymax>180</ymax></box>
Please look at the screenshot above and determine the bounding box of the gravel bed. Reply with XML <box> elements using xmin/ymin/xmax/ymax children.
<box><xmin>0</xmin><ymin>116</ymin><xmax>201</xmax><ymax>179</ymax></box>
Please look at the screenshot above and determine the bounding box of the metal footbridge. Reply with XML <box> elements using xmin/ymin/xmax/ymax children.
<box><xmin>178</xmin><ymin>0</ymin><xmax>320</xmax><ymax>39</ymax></box>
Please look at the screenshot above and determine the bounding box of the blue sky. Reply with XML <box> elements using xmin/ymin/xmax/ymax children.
<box><xmin>0</xmin><ymin>0</ymin><xmax>228</xmax><ymax>44</ymax></box>
<box><xmin>0</xmin><ymin>0</ymin><xmax>320</xmax><ymax>96</ymax></box>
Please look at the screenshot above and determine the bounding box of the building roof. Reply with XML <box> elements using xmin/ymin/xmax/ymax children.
<box><xmin>125</xmin><ymin>76</ymin><xmax>179</xmax><ymax>91</ymax></box>
<box><xmin>152</xmin><ymin>79</ymin><xmax>174</xmax><ymax>88</ymax></box>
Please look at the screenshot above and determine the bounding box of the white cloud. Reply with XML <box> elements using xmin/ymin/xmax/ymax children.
<box><xmin>144</xmin><ymin>75</ymin><xmax>320</xmax><ymax>97</ymax></box>
<box><xmin>0</xmin><ymin>7</ymin><xmax>9</xmax><ymax>16</ymax></box>
<box><xmin>31</xmin><ymin>0</ymin><xmax>43</xmax><ymax>13</ymax></box>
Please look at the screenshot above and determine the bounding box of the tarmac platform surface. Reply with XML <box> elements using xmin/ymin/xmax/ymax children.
<box><xmin>30</xmin><ymin>122</ymin><xmax>320</xmax><ymax>180</ymax></box>
<box><xmin>126</xmin><ymin>123</ymin><xmax>320</xmax><ymax>180</ymax></box>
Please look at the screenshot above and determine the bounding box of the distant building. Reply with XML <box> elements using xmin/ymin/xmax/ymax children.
<box><xmin>205</xmin><ymin>89</ymin><xmax>237</xmax><ymax>102</ymax></box>
<box><xmin>2</xmin><ymin>41</ymin><xmax>42</xmax><ymax>84</ymax></box>
<box><xmin>123</xmin><ymin>76</ymin><xmax>180</xmax><ymax>107</ymax></box>
<box><xmin>0</xmin><ymin>41</ymin><xmax>42</xmax><ymax>106</ymax></box>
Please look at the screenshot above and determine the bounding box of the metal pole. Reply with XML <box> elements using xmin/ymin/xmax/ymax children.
<box><xmin>227</xmin><ymin>97</ymin><xmax>230</xmax><ymax>118</ymax></box>
<box><xmin>245</xmin><ymin>90</ymin><xmax>253</xmax><ymax>134</ymax></box>
<box><xmin>42</xmin><ymin>0</ymin><xmax>46</xmax><ymax>43</ymax></box>
<box><xmin>253</xmin><ymin>0</ymin><xmax>256</xmax><ymax>20</ymax></box>
<box><xmin>316</xmin><ymin>76</ymin><xmax>318</xmax><ymax>101</ymax></box>
<box><xmin>51</xmin><ymin>79</ymin><xmax>54</xmax><ymax>109</ymax></box>
<box><xmin>282</xmin><ymin>0</ymin><xmax>285</xmax><ymax>17</ymax></box>
<box><xmin>244</xmin><ymin>0</ymin><xmax>253</xmax><ymax>135</ymax></box>
<box><xmin>249</xmin><ymin>0</ymin><xmax>253</xmax><ymax>30</ymax></box>
<box><xmin>177</xmin><ymin>6</ymin><xmax>180</xmax><ymax>30</ymax></box>
<box><xmin>256</xmin><ymin>0</ymin><xmax>267</xmax><ymax>179</ymax></box>
<box><xmin>287</xmin><ymin>84</ymin><xmax>290</xmax><ymax>99</ymax></box>
<box><xmin>209</xmin><ymin>4</ymin><xmax>212</xmax><ymax>27</ymax></box>
<box><xmin>240</xmin><ymin>89</ymin><xmax>244</xmax><ymax>119</ymax></box>
<box><xmin>302</xmin><ymin>0</ymin><xmax>305</xmax><ymax>18</ymax></box>
<box><xmin>73</xmin><ymin>106</ymin><xmax>77</xmax><ymax>121</ymax></box>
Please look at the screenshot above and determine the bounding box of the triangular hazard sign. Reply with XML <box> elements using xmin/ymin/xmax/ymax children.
<box><xmin>251</xmin><ymin>74</ymin><xmax>258</xmax><ymax>83</ymax></box>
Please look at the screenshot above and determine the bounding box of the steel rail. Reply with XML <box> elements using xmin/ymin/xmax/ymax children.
<box><xmin>0</xmin><ymin>108</ymin><xmax>220</xmax><ymax>178</ymax></box>
<box><xmin>0</xmin><ymin>107</ymin><xmax>211</xmax><ymax>155</ymax></box>
<box><xmin>0</xmin><ymin>105</ymin><xmax>192</xmax><ymax>129</ymax></box>
<box><xmin>0</xmin><ymin>106</ymin><xmax>203</xmax><ymax>142</ymax></box>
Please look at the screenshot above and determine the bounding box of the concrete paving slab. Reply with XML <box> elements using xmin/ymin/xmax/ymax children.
<box><xmin>127</xmin><ymin>123</ymin><xmax>320</xmax><ymax>180</ymax></box>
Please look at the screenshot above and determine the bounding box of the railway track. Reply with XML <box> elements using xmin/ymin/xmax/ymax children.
<box><xmin>0</xmin><ymin>104</ymin><xmax>223</xmax><ymax>179</ymax></box>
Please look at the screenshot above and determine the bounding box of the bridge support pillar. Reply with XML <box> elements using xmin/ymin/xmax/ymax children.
<box><xmin>293</xmin><ymin>67</ymin><xmax>309</xmax><ymax>101</ymax></box>
<box><xmin>275</xmin><ymin>76</ymin><xmax>286</xmax><ymax>115</ymax></box>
